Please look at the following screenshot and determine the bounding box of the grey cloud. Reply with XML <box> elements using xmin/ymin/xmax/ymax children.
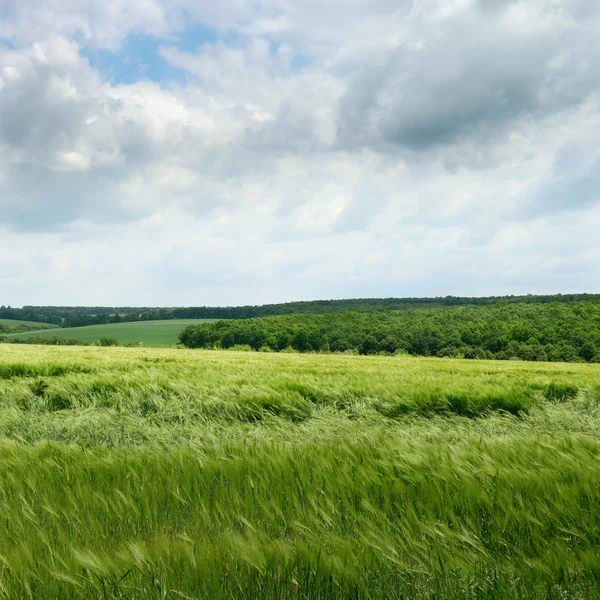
<box><xmin>475</xmin><ymin>0</ymin><xmax>521</xmax><ymax>13</ymax></box>
<box><xmin>331</xmin><ymin>179</ymin><xmax>391</xmax><ymax>234</ymax></box>
<box><xmin>0</xmin><ymin>54</ymin><xmax>111</xmax><ymax>164</ymax></box>
<box><xmin>241</xmin><ymin>104</ymin><xmax>326</xmax><ymax>155</ymax></box>
<box><xmin>335</xmin><ymin>4</ymin><xmax>600</xmax><ymax>159</ymax></box>
<box><xmin>519</xmin><ymin>146</ymin><xmax>600</xmax><ymax>218</ymax></box>
<box><xmin>0</xmin><ymin>45</ymin><xmax>140</xmax><ymax>229</ymax></box>
<box><xmin>1</xmin><ymin>164</ymin><xmax>136</xmax><ymax>232</ymax></box>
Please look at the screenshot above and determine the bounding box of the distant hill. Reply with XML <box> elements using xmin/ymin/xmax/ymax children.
<box><xmin>170</xmin><ymin>293</ymin><xmax>600</xmax><ymax>320</ymax></box>
<box><xmin>2</xmin><ymin>293</ymin><xmax>600</xmax><ymax>329</ymax></box>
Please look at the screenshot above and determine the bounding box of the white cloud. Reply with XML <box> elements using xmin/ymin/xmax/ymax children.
<box><xmin>1</xmin><ymin>0</ymin><xmax>170</xmax><ymax>51</ymax></box>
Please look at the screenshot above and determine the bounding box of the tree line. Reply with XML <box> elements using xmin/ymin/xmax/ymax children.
<box><xmin>0</xmin><ymin>306</ymin><xmax>152</xmax><ymax>326</ymax></box>
<box><xmin>179</xmin><ymin>301</ymin><xmax>600</xmax><ymax>362</ymax></box>
<box><xmin>3</xmin><ymin>293</ymin><xmax>600</xmax><ymax>328</ymax></box>
<box><xmin>0</xmin><ymin>336</ymin><xmax>138</xmax><ymax>347</ymax></box>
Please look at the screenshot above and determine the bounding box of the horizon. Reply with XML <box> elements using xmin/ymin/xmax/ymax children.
<box><xmin>6</xmin><ymin>290</ymin><xmax>600</xmax><ymax>311</ymax></box>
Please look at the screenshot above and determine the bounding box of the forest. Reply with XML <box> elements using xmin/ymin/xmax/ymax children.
<box><xmin>179</xmin><ymin>301</ymin><xmax>600</xmax><ymax>362</ymax></box>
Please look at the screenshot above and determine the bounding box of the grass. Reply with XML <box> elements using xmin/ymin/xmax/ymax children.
<box><xmin>4</xmin><ymin>319</ymin><xmax>217</xmax><ymax>347</ymax></box>
<box><xmin>1</xmin><ymin>345</ymin><xmax>600</xmax><ymax>598</ymax></box>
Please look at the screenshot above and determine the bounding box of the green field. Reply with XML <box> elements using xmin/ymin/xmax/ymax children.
<box><xmin>5</xmin><ymin>319</ymin><xmax>217</xmax><ymax>347</ymax></box>
<box><xmin>1</xmin><ymin>345</ymin><xmax>600</xmax><ymax>598</ymax></box>
<box><xmin>0</xmin><ymin>318</ymin><xmax>57</xmax><ymax>330</ymax></box>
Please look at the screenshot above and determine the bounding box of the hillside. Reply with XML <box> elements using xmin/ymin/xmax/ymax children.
<box><xmin>0</xmin><ymin>318</ymin><xmax>58</xmax><ymax>335</ymax></box>
<box><xmin>4</xmin><ymin>319</ymin><xmax>217</xmax><ymax>347</ymax></box>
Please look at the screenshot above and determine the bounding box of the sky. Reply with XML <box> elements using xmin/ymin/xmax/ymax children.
<box><xmin>1</xmin><ymin>0</ymin><xmax>599</xmax><ymax>307</ymax></box>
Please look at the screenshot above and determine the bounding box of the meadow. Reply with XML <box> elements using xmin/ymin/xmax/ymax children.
<box><xmin>1</xmin><ymin>344</ymin><xmax>600</xmax><ymax>598</ymax></box>
<box><xmin>4</xmin><ymin>319</ymin><xmax>217</xmax><ymax>347</ymax></box>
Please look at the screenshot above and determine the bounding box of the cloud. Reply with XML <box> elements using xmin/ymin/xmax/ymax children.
<box><xmin>336</xmin><ymin>1</ymin><xmax>600</xmax><ymax>157</ymax></box>
<box><xmin>525</xmin><ymin>146</ymin><xmax>600</xmax><ymax>216</ymax></box>
<box><xmin>0</xmin><ymin>0</ymin><xmax>170</xmax><ymax>51</ymax></box>
<box><xmin>0</xmin><ymin>0</ymin><xmax>599</xmax><ymax>304</ymax></box>
<box><xmin>0</xmin><ymin>39</ymin><xmax>121</xmax><ymax>169</ymax></box>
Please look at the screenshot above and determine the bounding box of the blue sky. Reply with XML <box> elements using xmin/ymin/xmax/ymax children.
<box><xmin>82</xmin><ymin>35</ymin><xmax>187</xmax><ymax>85</ymax></box>
<box><xmin>0</xmin><ymin>0</ymin><xmax>599</xmax><ymax>306</ymax></box>
<box><xmin>80</xmin><ymin>24</ymin><xmax>231</xmax><ymax>85</ymax></box>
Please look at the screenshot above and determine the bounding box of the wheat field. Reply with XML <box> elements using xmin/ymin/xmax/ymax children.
<box><xmin>1</xmin><ymin>344</ymin><xmax>600</xmax><ymax>598</ymax></box>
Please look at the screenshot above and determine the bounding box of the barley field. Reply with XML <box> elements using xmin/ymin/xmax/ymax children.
<box><xmin>1</xmin><ymin>344</ymin><xmax>600</xmax><ymax>598</ymax></box>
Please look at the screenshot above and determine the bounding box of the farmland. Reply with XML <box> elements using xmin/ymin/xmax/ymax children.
<box><xmin>4</xmin><ymin>319</ymin><xmax>217</xmax><ymax>347</ymax></box>
<box><xmin>0</xmin><ymin>318</ymin><xmax>58</xmax><ymax>335</ymax></box>
<box><xmin>1</xmin><ymin>344</ymin><xmax>600</xmax><ymax>598</ymax></box>
<box><xmin>0</xmin><ymin>318</ymin><xmax>57</xmax><ymax>329</ymax></box>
